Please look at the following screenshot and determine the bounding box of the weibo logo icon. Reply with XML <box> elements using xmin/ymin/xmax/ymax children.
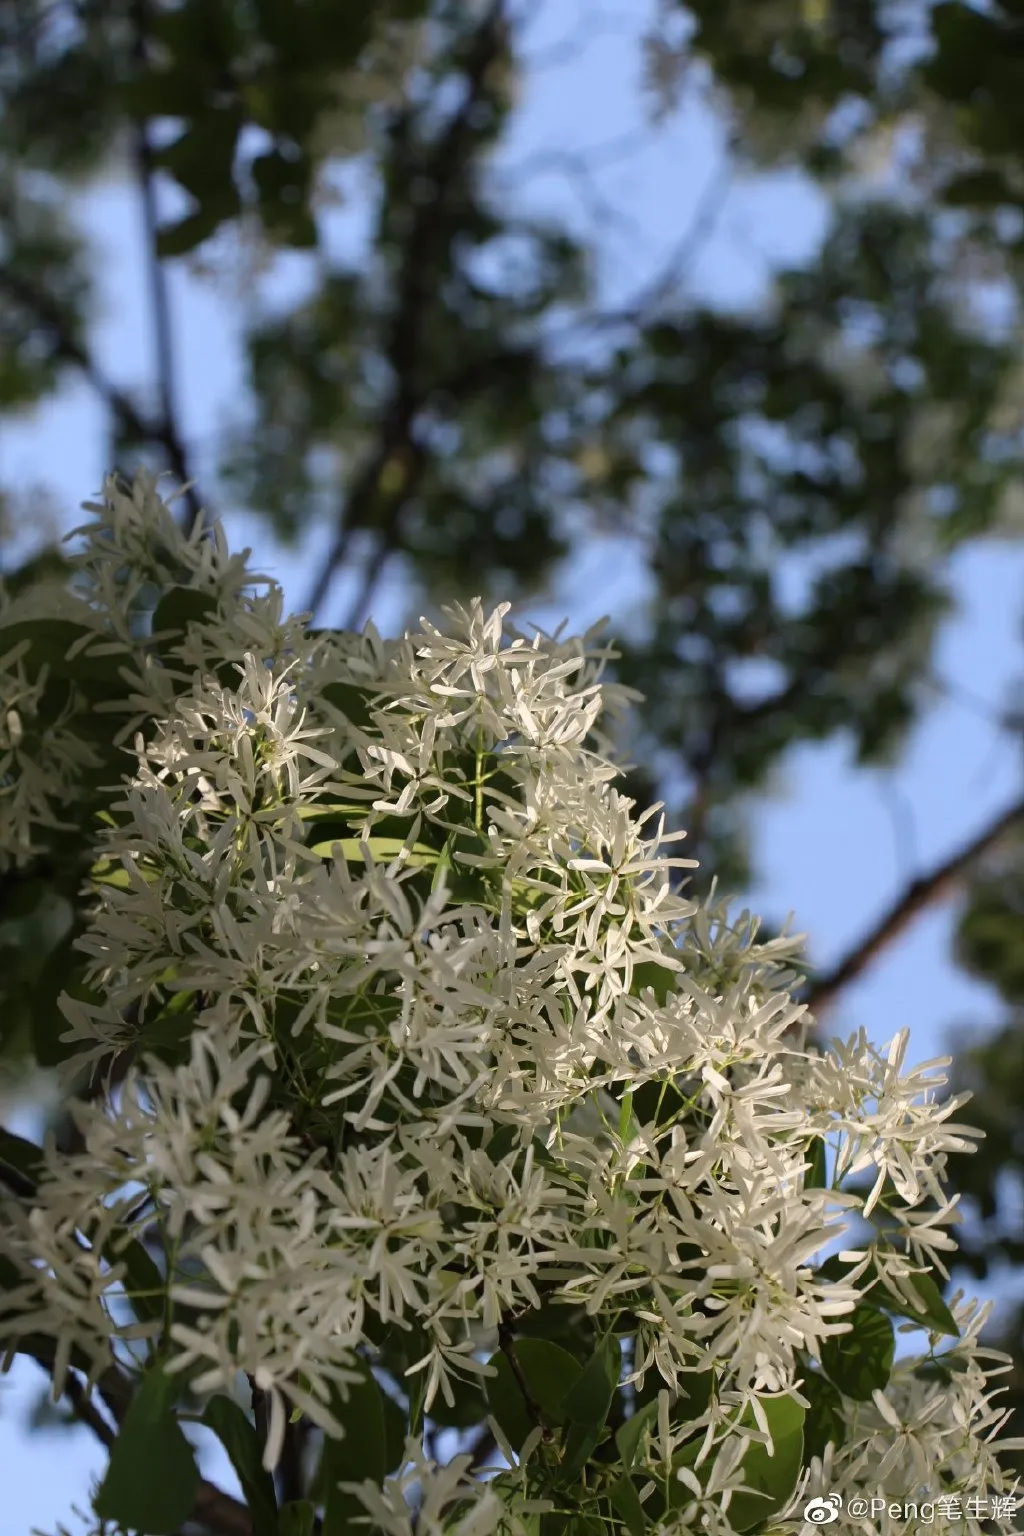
<box><xmin>803</xmin><ymin>1495</ymin><xmax>843</xmax><ymax>1524</ymax></box>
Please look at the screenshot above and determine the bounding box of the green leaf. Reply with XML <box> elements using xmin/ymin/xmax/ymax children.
<box><xmin>541</xmin><ymin>1516</ymin><xmax>603</xmax><ymax>1536</ymax></box>
<box><xmin>119</xmin><ymin>65</ymin><xmax>207</xmax><ymax>121</ymax></box>
<box><xmin>804</xmin><ymin>1135</ymin><xmax>829</xmax><ymax>1190</ymax></box>
<box><xmin>151</xmin><ymin>586</ymin><xmax>219</xmax><ymax>642</ymax></box>
<box><xmin>800</xmin><ymin>1369</ymin><xmax>847</xmax><ymax>1462</ymax></box>
<box><xmin>252</xmin><ymin>146</ymin><xmax>316</xmax><ymax>246</ymax></box>
<box><xmin>633</xmin><ymin>1362</ymin><xmax>713</xmax><ymax>1418</ymax></box>
<box><xmin>111</xmin><ymin>1233</ymin><xmax>166</xmax><ymax>1328</ymax></box>
<box><xmin>726</xmin><ymin>1393</ymin><xmax>806</xmax><ymax>1532</ymax></box>
<box><xmin>558</xmin><ymin>1420</ymin><xmax>606</xmax><ymax>1482</ymax></box>
<box><xmin>157</xmin><ymin>196</ymin><xmax>240</xmax><ymax>258</ymax></box>
<box><xmin>94</xmin><ymin>1364</ymin><xmax>200</xmax><ymax>1533</ymax></box>
<box><xmin>616</xmin><ymin>1400</ymin><xmax>659</xmax><ymax>1469</ymax></box>
<box><xmin>485</xmin><ymin>1339</ymin><xmax>583</xmax><ymax>1451</ymax></box>
<box><xmin>878</xmin><ymin>1269</ymin><xmax>960</xmax><ymax>1340</ymax></box>
<box><xmin>32</xmin><ymin>928</ymin><xmax>97</xmax><ymax>1067</ymax></box>
<box><xmin>307</xmin><ymin>835</ymin><xmax>438</xmax><ymax>866</ymax></box>
<box><xmin>319</xmin><ymin>679</ymin><xmax>377</xmax><ymax>728</ymax></box>
<box><xmin>280</xmin><ymin>1501</ymin><xmax>316</xmax><ymax>1536</ymax></box>
<box><xmin>942</xmin><ymin>168</ymin><xmax>1016</xmax><ymax>207</ymax></box>
<box><xmin>380</xmin><ymin>1382</ymin><xmax>407</xmax><ymax>1473</ymax></box>
<box><xmin>89</xmin><ymin>858</ymin><xmax>136</xmax><ymax>890</ymax></box>
<box><xmin>820</xmin><ymin>1304</ymin><xmax>894</xmax><ymax>1401</ymax></box>
<box><xmin>818</xmin><ymin>1253</ymin><xmax>958</xmax><ymax>1339</ymax></box>
<box><xmin>202</xmin><ymin>1396</ymin><xmax>277</xmax><ymax>1536</ymax></box>
<box><xmin>0</xmin><ymin>617</ymin><xmax>127</xmax><ymax>687</ymax></box>
<box><xmin>431</xmin><ymin>831</ymin><xmax>458</xmax><ymax>896</ymax></box>
<box><xmin>675</xmin><ymin>1367</ymin><xmax>716</xmax><ymax>1418</ymax></box>
<box><xmin>914</xmin><ymin>1352</ymin><xmax>970</xmax><ymax>1386</ymax></box>
<box><xmin>508</xmin><ymin>1295</ymin><xmax>597</xmax><ymax>1360</ymax></box>
<box><xmin>0</xmin><ymin>1126</ymin><xmax>44</xmax><ymax>1194</ymax></box>
<box><xmin>609</xmin><ymin>1474</ymin><xmax>647</xmax><ymax>1536</ymax></box>
<box><xmin>295</xmin><ymin>800</ymin><xmax>374</xmax><ymax>821</ymax></box>
<box><xmin>485</xmin><ymin>1122</ymin><xmax>523</xmax><ymax>1163</ymax></box>
<box><xmin>141</xmin><ymin>1004</ymin><xmax>200</xmax><ymax>1067</ymax></box>
<box><xmin>321</xmin><ymin>1365</ymin><xmax>387</xmax><ymax>1536</ymax></box>
<box><xmin>629</xmin><ymin>1076</ymin><xmax>687</xmax><ymax>1136</ymax></box>
<box><xmin>155</xmin><ymin>109</ymin><xmax>242</xmax><ymax>203</ymax></box>
<box><xmin>562</xmin><ymin>1334</ymin><xmax>620</xmax><ymax>1426</ymax></box>
<box><xmin>628</xmin><ymin>958</ymin><xmax>680</xmax><ymax>1005</ymax></box>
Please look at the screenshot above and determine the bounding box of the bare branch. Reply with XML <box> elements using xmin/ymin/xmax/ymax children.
<box><xmin>803</xmin><ymin>794</ymin><xmax>1024</xmax><ymax>1017</ymax></box>
<box><xmin>0</xmin><ymin>265</ymin><xmax>155</xmax><ymax>442</ymax></box>
<box><xmin>0</xmin><ymin>260</ymin><xmax>204</xmax><ymax>526</ymax></box>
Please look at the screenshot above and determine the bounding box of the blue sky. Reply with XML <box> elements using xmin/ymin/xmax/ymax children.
<box><xmin>2</xmin><ymin>2</ymin><xmax>1024</xmax><ymax>1528</ymax></box>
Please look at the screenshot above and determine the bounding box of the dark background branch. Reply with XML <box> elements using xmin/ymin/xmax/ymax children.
<box><xmin>304</xmin><ymin>0</ymin><xmax>509</xmax><ymax>622</ymax></box>
<box><xmin>128</xmin><ymin>0</ymin><xmax>204</xmax><ymax>535</ymax></box>
<box><xmin>802</xmin><ymin>795</ymin><xmax>1024</xmax><ymax>1019</ymax></box>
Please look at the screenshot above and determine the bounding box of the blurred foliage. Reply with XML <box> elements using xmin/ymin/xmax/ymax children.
<box><xmin>3</xmin><ymin>0</ymin><xmax>1024</xmax><ymax>1484</ymax></box>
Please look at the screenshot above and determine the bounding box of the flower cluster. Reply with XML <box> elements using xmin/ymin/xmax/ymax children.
<box><xmin>1</xmin><ymin>473</ymin><xmax>1022</xmax><ymax>1536</ymax></box>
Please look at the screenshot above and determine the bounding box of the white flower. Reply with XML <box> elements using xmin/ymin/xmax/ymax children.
<box><xmin>2</xmin><ymin>473</ymin><xmax>1019</xmax><ymax>1533</ymax></box>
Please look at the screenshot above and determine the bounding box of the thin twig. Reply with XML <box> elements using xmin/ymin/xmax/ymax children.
<box><xmin>494</xmin><ymin>146</ymin><xmax>644</xmax><ymax>240</ymax></box>
<box><xmin>613</xmin><ymin>153</ymin><xmax>735</xmax><ymax>319</ymax></box>
<box><xmin>803</xmin><ymin>793</ymin><xmax>1024</xmax><ymax>1017</ymax></box>
<box><xmin>542</xmin><ymin>157</ymin><xmax>735</xmax><ymax>357</ymax></box>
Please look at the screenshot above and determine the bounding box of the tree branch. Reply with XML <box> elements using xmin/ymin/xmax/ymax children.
<box><xmin>62</xmin><ymin>1367</ymin><xmax>118</xmax><ymax>1446</ymax></box>
<box><xmin>339</xmin><ymin>441</ymin><xmax>429</xmax><ymax>631</ymax></box>
<box><xmin>0</xmin><ymin>260</ymin><xmax>204</xmax><ymax>529</ymax></box>
<box><xmin>129</xmin><ymin>0</ymin><xmax>204</xmax><ymax>537</ymax></box>
<box><xmin>802</xmin><ymin>794</ymin><xmax>1024</xmax><ymax>1018</ymax></box>
<box><xmin>303</xmin><ymin>0</ymin><xmax>509</xmax><ymax>623</ymax></box>
<box><xmin>0</xmin><ymin>265</ymin><xmax>154</xmax><ymax>441</ymax></box>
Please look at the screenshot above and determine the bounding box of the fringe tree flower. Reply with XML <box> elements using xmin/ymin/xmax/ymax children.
<box><xmin>1</xmin><ymin>472</ymin><xmax>1022</xmax><ymax>1535</ymax></box>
